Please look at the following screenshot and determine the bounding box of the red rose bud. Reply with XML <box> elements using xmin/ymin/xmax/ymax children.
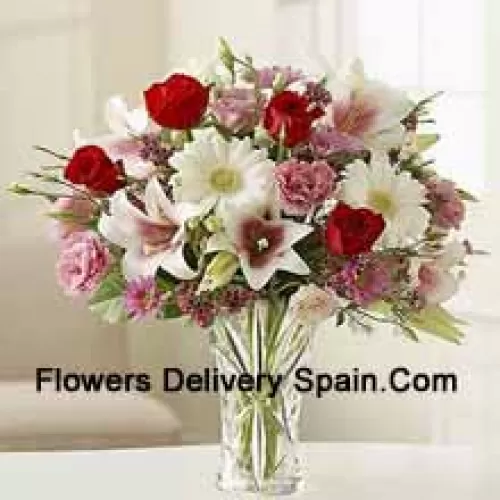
<box><xmin>144</xmin><ymin>73</ymin><xmax>209</xmax><ymax>129</ymax></box>
<box><xmin>64</xmin><ymin>145</ymin><xmax>125</xmax><ymax>195</ymax></box>
<box><xmin>263</xmin><ymin>90</ymin><xmax>324</xmax><ymax>147</ymax></box>
<box><xmin>325</xmin><ymin>202</ymin><xmax>385</xmax><ymax>256</ymax></box>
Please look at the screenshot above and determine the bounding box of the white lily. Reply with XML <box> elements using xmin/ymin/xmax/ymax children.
<box><xmin>74</xmin><ymin>96</ymin><xmax>156</xmax><ymax>179</ymax></box>
<box><xmin>207</xmin><ymin>207</ymin><xmax>312</xmax><ymax>291</ymax></box>
<box><xmin>338</xmin><ymin>155</ymin><xmax>430</xmax><ymax>247</ymax></box>
<box><xmin>98</xmin><ymin>177</ymin><xmax>199</xmax><ymax>280</ymax></box>
<box><xmin>329</xmin><ymin>60</ymin><xmax>413</xmax><ymax>150</ymax></box>
<box><xmin>415</xmin><ymin>240</ymin><xmax>467</xmax><ymax>304</ymax></box>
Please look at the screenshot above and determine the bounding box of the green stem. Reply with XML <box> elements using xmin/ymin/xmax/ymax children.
<box><xmin>33</xmin><ymin>145</ymin><xmax>70</xmax><ymax>161</ymax></box>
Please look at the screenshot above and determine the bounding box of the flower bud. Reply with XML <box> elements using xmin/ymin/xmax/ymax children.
<box><xmin>198</xmin><ymin>251</ymin><xmax>239</xmax><ymax>292</ymax></box>
<box><xmin>204</xmin><ymin>215</ymin><xmax>224</xmax><ymax>233</ymax></box>
<box><xmin>272</xmin><ymin>72</ymin><xmax>287</xmax><ymax>93</ymax></box>
<box><xmin>218</xmin><ymin>38</ymin><xmax>235</xmax><ymax>76</ymax></box>
<box><xmin>187</xmin><ymin>216</ymin><xmax>202</xmax><ymax>230</ymax></box>
<box><xmin>7</xmin><ymin>183</ymin><xmax>34</xmax><ymax>196</ymax></box>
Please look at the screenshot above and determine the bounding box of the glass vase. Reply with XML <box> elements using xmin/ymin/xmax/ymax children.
<box><xmin>210</xmin><ymin>298</ymin><xmax>314</xmax><ymax>496</ymax></box>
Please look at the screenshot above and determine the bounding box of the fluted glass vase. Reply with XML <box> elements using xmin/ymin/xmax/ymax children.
<box><xmin>210</xmin><ymin>298</ymin><xmax>314</xmax><ymax>496</ymax></box>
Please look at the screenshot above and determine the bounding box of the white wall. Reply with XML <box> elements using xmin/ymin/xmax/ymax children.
<box><xmin>0</xmin><ymin>0</ymin><xmax>166</xmax><ymax>376</ymax></box>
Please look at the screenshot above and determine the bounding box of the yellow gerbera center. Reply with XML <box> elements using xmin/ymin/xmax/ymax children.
<box><xmin>368</xmin><ymin>190</ymin><xmax>396</xmax><ymax>218</ymax></box>
<box><xmin>209</xmin><ymin>166</ymin><xmax>242</xmax><ymax>194</ymax></box>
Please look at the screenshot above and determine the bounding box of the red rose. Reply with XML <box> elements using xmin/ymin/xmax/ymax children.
<box><xmin>325</xmin><ymin>202</ymin><xmax>385</xmax><ymax>256</ymax></box>
<box><xmin>263</xmin><ymin>90</ymin><xmax>324</xmax><ymax>147</ymax></box>
<box><xmin>144</xmin><ymin>73</ymin><xmax>209</xmax><ymax>129</ymax></box>
<box><xmin>64</xmin><ymin>145</ymin><xmax>124</xmax><ymax>195</ymax></box>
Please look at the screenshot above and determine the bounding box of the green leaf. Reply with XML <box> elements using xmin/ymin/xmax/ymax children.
<box><xmin>88</xmin><ymin>271</ymin><xmax>128</xmax><ymax>323</ymax></box>
<box><xmin>88</xmin><ymin>271</ymin><xmax>125</xmax><ymax>306</ymax></box>
<box><xmin>416</xmin><ymin>134</ymin><xmax>440</xmax><ymax>152</ymax></box>
<box><xmin>46</xmin><ymin>211</ymin><xmax>99</xmax><ymax>231</ymax></box>
<box><xmin>159</xmin><ymin>302</ymin><xmax>182</xmax><ymax>320</ymax></box>
<box><xmin>430</xmin><ymin>305</ymin><xmax>468</xmax><ymax>326</ymax></box>
<box><xmin>218</xmin><ymin>37</ymin><xmax>235</xmax><ymax>78</ymax></box>
<box><xmin>408</xmin><ymin>305</ymin><xmax>466</xmax><ymax>344</ymax></box>
<box><xmin>398</xmin><ymin>323</ymin><xmax>420</xmax><ymax>342</ymax></box>
<box><xmin>89</xmin><ymin>297</ymin><xmax>127</xmax><ymax>324</ymax></box>
<box><xmin>156</xmin><ymin>273</ymin><xmax>177</xmax><ymax>293</ymax></box>
<box><xmin>368</xmin><ymin>300</ymin><xmax>393</xmax><ymax>316</ymax></box>
<box><xmin>457</xmin><ymin>188</ymin><xmax>479</xmax><ymax>203</ymax></box>
<box><xmin>46</xmin><ymin>211</ymin><xmax>83</xmax><ymax>222</ymax></box>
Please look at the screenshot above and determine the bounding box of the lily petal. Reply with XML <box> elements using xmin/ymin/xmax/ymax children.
<box><xmin>240</xmin><ymin>258</ymin><xmax>276</xmax><ymax>291</ymax></box>
<box><xmin>277</xmin><ymin>250</ymin><xmax>310</xmax><ymax>276</ymax></box>
<box><xmin>105</xmin><ymin>96</ymin><xmax>149</xmax><ymax>136</ymax></box>
<box><xmin>280</xmin><ymin>220</ymin><xmax>313</xmax><ymax>250</ymax></box>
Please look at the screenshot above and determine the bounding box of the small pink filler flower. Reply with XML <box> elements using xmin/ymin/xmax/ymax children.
<box><xmin>275</xmin><ymin>160</ymin><xmax>335</xmax><ymax>216</ymax></box>
<box><xmin>56</xmin><ymin>231</ymin><xmax>111</xmax><ymax>296</ymax></box>
<box><xmin>124</xmin><ymin>276</ymin><xmax>165</xmax><ymax>320</ymax></box>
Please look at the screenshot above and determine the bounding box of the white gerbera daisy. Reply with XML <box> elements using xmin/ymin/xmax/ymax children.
<box><xmin>338</xmin><ymin>155</ymin><xmax>430</xmax><ymax>247</ymax></box>
<box><xmin>169</xmin><ymin>130</ymin><xmax>274</xmax><ymax>217</ymax></box>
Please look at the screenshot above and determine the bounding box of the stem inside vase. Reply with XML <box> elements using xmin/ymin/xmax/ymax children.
<box><xmin>211</xmin><ymin>298</ymin><xmax>313</xmax><ymax>495</ymax></box>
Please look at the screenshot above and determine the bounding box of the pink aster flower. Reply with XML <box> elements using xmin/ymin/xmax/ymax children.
<box><xmin>51</xmin><ymin>196</ymin><xmax>96</xmax><ymax>241</ymax></box>
<box><xmin>328</xmin><ymin>255</ymin><xmax>393</xmax><ymax>307</ymax></box>
<box><xmin>124</xmin><ymin>276</ymin><xmax>165</xmax><ymax>320</ymax></box>
<box><xmin>275</xmin><ymin>159</ymin><xmax>336</xmax><ymax>216</ymax></box>
<box><xmin>211</xmin><ymin>88</ymin><xmax>263</xmax><ymax>134</ymax></box>
<box><xmin>426</xmin><ymin>177</ymin><xmax>465</xmax><ymax>230</ymax></box>
<box><xmin>56</xmin><ymin>231</ymin><xmax>111</xmax><ymax>296</ymax></box>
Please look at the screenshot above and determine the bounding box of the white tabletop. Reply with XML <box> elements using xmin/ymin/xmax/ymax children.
<box><xmin>0</xmin><ymin>442</ymin><xmax>495</xmax><ymax>500</ymax></box>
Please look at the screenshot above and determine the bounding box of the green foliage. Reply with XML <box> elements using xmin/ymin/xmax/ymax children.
<box><xmin>416</xmin><ymin>133</ymin><xmax>440</xmax><ymax>152</ymax></box>
<box><xmin>46</xmin><ymin>211</ymin><xmax>84</xmax><ymax>223</ymax></box>
<box><xmin>457</xmin><ymin>188</ymin><xmax>479</xmax><ymax>203</ymax></box>
<box><xmin>158</xmin><ymin>302</ymin><xmax>182</xmax><ymax>320</ymax></box>
<box><xmin>89</xmin><ymin>298</ymin><xmax>127</xmax><ymax>324</ymax></box>
<box><xmin>88</xmin><ymin>271</ymin><xmax>127</xmax><ymax>324</ymax></box>
<box><xmin>368</xmin><ymin>301</ymin><xmax>466</xmax><ymax>344</ymax></box>
<box><xmin>407</xmin><ymin>305</ymin><xmax>466</xmax><ymax>344</ymax></box>
<box><xmin>218</xmin><ymin>37</ymin><xmax>235</xmax><ymax>79</ymax></box>
<box><xmin>156</xmin><ymin>272</ymin><xmax>177</xmax><ymax>293</ymax></box>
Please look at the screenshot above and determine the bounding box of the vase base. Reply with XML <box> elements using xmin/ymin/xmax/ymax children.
<box><xmin>217</xmin><ymin>473</ymin><xmax>303</xmax><ymax>496</ymax></box>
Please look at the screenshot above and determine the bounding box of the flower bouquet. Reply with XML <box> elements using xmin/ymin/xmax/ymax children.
<box><xmin>9</xmin><ymin>39</ymin><xmax>482</xmax><ymax>495</ymax></box>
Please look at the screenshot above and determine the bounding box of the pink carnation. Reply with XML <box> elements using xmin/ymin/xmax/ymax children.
<box><xmin>275</xmin><ymin>159</ymin><xmax>335</xmax><ymax>216</ymax></box>
<box><xmin>124</xmin><ymin>277</ymin><xmax>165</xmax><ymax>320</ymax></box>
<box><xmin>211</xmin><ymin>88</ymin><xmax>262</xmax><ymax>134</ymax></box>
<box><xmin>426</xmin><ymin>177</ymin><xmax>465</xmax><ymax>230</ymax></box>
<box><xmin>56</xmin><ymin>231</ymin><xmax>111</xmax><ymax>296</ymax></box>
<box><xmin>51</xmin><ymin>196</ymin><xmax>95</xmax><ymax>241</ymax></box>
